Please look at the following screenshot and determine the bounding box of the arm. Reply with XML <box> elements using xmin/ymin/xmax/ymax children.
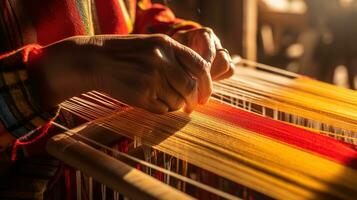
<box><xmin>1</xmin><ymin>34</ymin><xmax>211</xmax><ymax>155</ymax></box>
<box><xmin>29</xmin><ymin>34</ymin><xmax>212</xmax><ymax>113</ymax></box>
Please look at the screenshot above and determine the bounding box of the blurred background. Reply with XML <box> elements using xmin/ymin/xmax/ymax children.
<box><xmin>154</xmin><ymin>0</ymin><xmax>357</xmax><ymax>90</ymax></box>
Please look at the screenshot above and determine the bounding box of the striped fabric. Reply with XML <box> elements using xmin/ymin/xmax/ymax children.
<box><xmin>0</xmin><ymin>0</ymin><xmax>200</xmax><ymax>140</ymax></box>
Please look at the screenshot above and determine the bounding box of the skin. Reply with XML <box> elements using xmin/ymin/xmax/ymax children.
<box><xmin>172</xmin><ymin>28</ymin><xmax>234</xmax><ymax>81</ymax></box>
<box><xmin>1</xmin><ymin>28</ymin><xmax>233</xmax><ymax>150</ymax></box>
<box><xmin>28</xmin><ymin>29</ymin><xmax>233</xmax><ymax>114</ymax></box>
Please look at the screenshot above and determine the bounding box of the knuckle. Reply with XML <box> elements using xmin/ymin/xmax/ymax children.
<box><xmin>151</xmin><ymin>48</ymin><xmax>164</xmax><ymax>59</ymax></box>
<box><xmin>150</xmin><ymin>34</ymin><xmax>171</xmax><ymax>46</ymax></box>
<box><xmin>202</xmin><ymin>27</ymin><xmax>213</xmax><ymax>34</ymax></box>
<box><xmin>146</xmin><ymin>47</ymin><xmax>160</xmax><ymax>59</ymax></box>
<box><xmin>160</xmin><ymin>34</ymin><xmax>172</xmax><ymax>43</ymax></box>
<box><xmin>144</xmin><ymin>48</ymin><xmax>165</xmax><ymax>65</ymax></box>
<box><xmin>146</xmin><ymin>47</ymin><xmax>171</xmax><ymax>68</ymax></box>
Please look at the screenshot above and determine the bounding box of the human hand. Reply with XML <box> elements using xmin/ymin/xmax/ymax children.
<box><xmin>172</xmin><ymin>28</ymin><xmax>235</xmax><ymax>80</ymax></box>
<box><xmin>28</xmin><ymin>34</ymin><xmax>212</xmax><ymax>114</ymax></box>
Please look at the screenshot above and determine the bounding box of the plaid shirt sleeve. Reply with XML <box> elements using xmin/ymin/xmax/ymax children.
<box><xmin>0</xmin><ymin>45</ymin><xmax>59</xmax><ymax>139</ymax></box>
<box><xmin>134</xmin><ymin>0</ymin><xmax>201</xmax><ymax>35</ymax></box>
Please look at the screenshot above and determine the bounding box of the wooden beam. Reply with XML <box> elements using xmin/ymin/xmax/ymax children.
<box><xmin>47</xmin><ymin>130</ymin><xmax>194</xmax><ymax>200</ymax></box>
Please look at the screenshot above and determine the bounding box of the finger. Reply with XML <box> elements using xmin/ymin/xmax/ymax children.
<box><xmin>183</xmin><ymin>81</ymin><xmax>198</xmax><ymax>114</ymax></box>
<box><xmin>214</xmin><ymin>62</ymin><xmax>235</xmax><ymax>81</ymax></box>
<box><xmin>193</xmin><ymin>30</ymin><xmax>216</xmax><ymax>63</ymax></box>
<box><xmin>174</xmin><ymin>28</ymin><xmax>216</xmax><ymax>63</ymax></box>
<box><xmin>211</xmin><ymin>34</ymin><xmax>234</xmax><ymax>80</ymax></box>
<box><xmin>212</xmin><ymin>32</ymin><xmax>223</xmax><ymax>49</ymax></box>
<box><xmin>211</xmin><ymin>51</ymin><xmax>231</xmax><ymax>80</ymax></box>
<box><xmin>166</xmin><ymin>63</ymin><xmax>198</xmax><ymax>103</ymax></box>
<box><xmin>158</xmin><ymin>82</ymin><xmax>185</xmax><ymax>112</ymax></box>
<box><xmin>145</xmin><ymin>98</ymin><xmax>169</xmax><ymax>114</ymax></box>
<box><xmin>172</xmin><ymin>42</ymin><xmax>213</xmax><ymax>104</ymax></box>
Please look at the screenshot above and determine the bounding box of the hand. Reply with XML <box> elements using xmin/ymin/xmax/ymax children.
<box><xmin>172</xmin><ymin>28</ymin><xmax>235</xmax><ymax>80</ymax></box>
<box><xmin>28</xmin><ymin>34</ymin><xmax>212</xmax><ymax>114</ymax></box>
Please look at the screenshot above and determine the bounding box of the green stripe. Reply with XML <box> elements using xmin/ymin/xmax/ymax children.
<box><xmin>75</xmin><ymin>0</ymin><xmax>91</xmax><ymax>35</ymax></box>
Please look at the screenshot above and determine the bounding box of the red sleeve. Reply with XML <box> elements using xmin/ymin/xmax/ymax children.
<box><xmin>133</xmin><ymin>1</ymin><xmax>201</xmax><ymax>35</ymax></box>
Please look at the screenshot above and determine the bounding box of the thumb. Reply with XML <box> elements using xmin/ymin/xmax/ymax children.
<box><xmin>172</xmin><ymin>42</ymin><xmax>213</xmax><ymax>104</ymax></box>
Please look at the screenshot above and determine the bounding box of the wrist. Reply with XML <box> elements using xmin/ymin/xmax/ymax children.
<box><xmin>27</xmin><ymin>45</ymin><xmax>60</xmax><ymax>110</ymax></box>
<box><xmin>27</xmin><ymin>39</ymin><xmax>94</xmax><ymax>109</ymax></box>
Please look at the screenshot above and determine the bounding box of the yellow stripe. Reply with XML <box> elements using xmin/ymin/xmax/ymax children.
<box><xmin>294</xmin><ymin>77</ymin><xmax>357</xmax><ymax>106</ymax></box>
<box><xmin>118</xmin><ymin>0</ymin><xmax>133</xmax><ymax>33</ymax></box>
<box><xmin>95</xmin><ymin>105</ymin><xmax>357</xmax><ymax>199</ymax></box>
<box><xmin>215</xmin><ymin>66</ymin><xmax>357</xmax><ymax>136</ymax></box>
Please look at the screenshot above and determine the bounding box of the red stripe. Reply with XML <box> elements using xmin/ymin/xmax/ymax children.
<box><xmin>64</xmin><ymin>168</ymin><xmax>73</xmax><ymax>200</ymax></box>
<box><xmin>198</xmin><ymin>101</ymin><xmax>357</xmax><ymax>168</ymax></box>
<box><xmin>22</xmin><ymin>0</ymin><xmax>86</xmax><ymax>45</ymax></box>
<box><xmin>11</xmin><ymin>122</ymin><xmax>53</xmax><ymax>161</ymax></box>
<box><xmin>94</xmin><ymin>0</ymin><xmax>129</xmax><ymax>34</ymax></box>
<box><xmin>1</xmin><ymin>1</ymin><xmax>18</xmax><ymax>48</ymax></box>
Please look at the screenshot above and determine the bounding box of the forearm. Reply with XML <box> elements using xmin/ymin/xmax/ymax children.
<box><xmin>27</xmin><ymin>40</ymin><xmax>93</xmax><ymax>109</ymax></box>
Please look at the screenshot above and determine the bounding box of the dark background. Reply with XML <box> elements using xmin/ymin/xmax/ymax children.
<box><xmin>154</xmin><ymin>0</ymin><xmax>357</xmax><ymax>89</ymax></box>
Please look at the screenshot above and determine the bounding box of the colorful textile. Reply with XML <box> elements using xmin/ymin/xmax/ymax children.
<box><xmin>0</xmin><ymin>45</ymin><xmax>52</xmax><ymax>138</ymax></box>
<box><xmin>0</xmin><ymin>0</ymin><xmax>199</xmax><ymax>140</ymax></box>
<box><xmin>197</xmin><ymin>101</ymin><xmax>357</xmax><ymax>168</ymax></box>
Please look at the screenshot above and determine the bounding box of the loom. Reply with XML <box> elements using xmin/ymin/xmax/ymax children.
<box><xmin>46</xmin><ymin>58</ymin><xmax>357</xmax><ymax>200</ymax></box>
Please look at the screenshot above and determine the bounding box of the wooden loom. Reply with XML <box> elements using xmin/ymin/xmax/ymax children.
<box><xmin>47</xmin><ymin>59</ymin><xmax>357</xmax><ymax>200</ymax></box>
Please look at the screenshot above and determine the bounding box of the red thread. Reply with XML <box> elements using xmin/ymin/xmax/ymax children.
<box><xmin>198</xmin><ymin>101</ymin><xmax>357</xmax><ymax>168</ymax></box>
<box><xmin>11</xmin><ymin>122</ymin><xmax>53</xmax><ymax>161</ymax></box>
<box><xmin>23</xmin><ymin>44</ymin><xmax>43</xmax><ymax>63</ymax></box>
<box><xmin>64</xmin><ymin>167</ymin><xmax>73</xmax><ymax>200</ymax></box>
